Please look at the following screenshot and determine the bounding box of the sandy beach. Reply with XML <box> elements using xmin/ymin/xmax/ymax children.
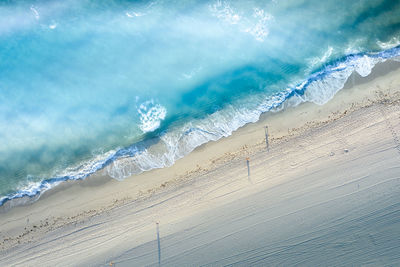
<box><xmin>1</xmin><ymin>59</ymin><xmax>400</xmax><ymax>266</ymax></box>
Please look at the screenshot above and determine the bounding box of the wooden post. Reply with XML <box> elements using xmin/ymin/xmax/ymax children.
<box><xmin>246</xmin><ymin>157</ymin><xmax>250</xmax><ymax>178</ymax></box>
<box><xmin>156</xmin><ymin>222</ymin><xmax>161</xmax><ymax>266</ymax></box>
<box><xmin>264</xmin><ymin>126</ymin><xmax>269</xmax><ymax>151</ymax></box>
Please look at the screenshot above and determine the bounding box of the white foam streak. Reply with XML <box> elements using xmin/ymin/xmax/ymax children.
<box><xmin>138</xmin><ymin>100</ymin><xmax>167</xmax><ymax>133</ymax></box>
<box><xmin>30</xmin><ymin>6</ymin><xmax>40</xmax><ymax>20</ymax></box>
<box><xmin>307</xmin><ymin>46</ymin><xmax>333</xmax><ymax>71</ymax></box>
<box><xmin>49</xmin><ymin>22</ymin><xmax>57</xmax><ymax>29</ymax></box>
<box><xmin>244</xmin><ymin>8</ymin><xmax>273</xmax><ymax>41</ymax></box>
<box><xmin>303</xmin><ymin>67</ymin><xmax>353</xmax><ymax>105</ymax></box>
<box><xmin>0</xmin><ymin>149</ymin><xmax>118</xmax><ymax>207</ymax></box>
<box><xmin>209</xmin><ymin>1</ymin><xmax>241</xmax><ymax>25</ymax></box>
<box><xmin>303</xmin><ymin>55</ymin><xmax>384</xmax><ymax>105</ymax></box>
<box><xmin>377</xmin><ymin>37</ymin><xmax>400</xmax><ymax>50</ymax></box>
<box><xmin>209</xmin><ymin>1</ymin><xmax>272</xmax><ymax>41</ymax></box>
<box><xmin>126</xmin><ymin>11</ymin><xmax>145</xmax><ymax>18</ymax></box>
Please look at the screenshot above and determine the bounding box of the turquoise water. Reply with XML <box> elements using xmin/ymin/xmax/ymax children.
<box><xmin>1</xmin><ymin>0</ymin><xmax>400</xmax><ymax>205</ymax></box>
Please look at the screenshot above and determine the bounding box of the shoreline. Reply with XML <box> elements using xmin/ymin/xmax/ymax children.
<box><xmin>1</xmin><ymin>59</ymin><xmax>400</xmax><ymax>265</ymax></box>
<box><xmin>2</xmin><ymin>47</ymin><xmax>400</xmax><ymax>208</ymax></box>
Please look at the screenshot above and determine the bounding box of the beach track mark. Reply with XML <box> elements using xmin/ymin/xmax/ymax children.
<box><xmin>378</xmin><ymin>104</ymin><xmax>400</xmax><ymax>155</ymax></box>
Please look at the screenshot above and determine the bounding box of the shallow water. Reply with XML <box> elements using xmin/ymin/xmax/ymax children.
<box><xmin>1</xmin><ymin>0</ymin><xmax>400</xmax><ymax>205</ymax></box>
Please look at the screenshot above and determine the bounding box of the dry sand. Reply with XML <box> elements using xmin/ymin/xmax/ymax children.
<box><xmin>1</xmin><ymin>60</ymin><xmax>400</xmax><ymax>266</ymax></box>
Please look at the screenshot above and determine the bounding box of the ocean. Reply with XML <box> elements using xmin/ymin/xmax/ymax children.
<box><xmin>1</xmin><ymin>0</ymin><xmax>400</xmax><ymax>206</ymax></box>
